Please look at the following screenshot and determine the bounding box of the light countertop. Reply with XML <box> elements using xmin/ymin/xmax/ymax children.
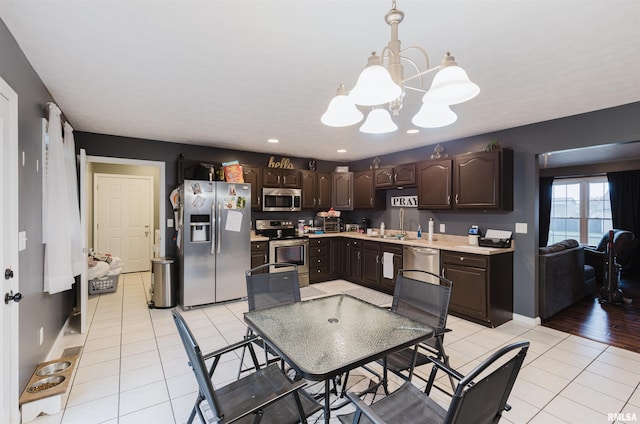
<box><xmin>251</xmin><ymin>230</ymin><xmax>514</xmax><ymax>256</ymax></box>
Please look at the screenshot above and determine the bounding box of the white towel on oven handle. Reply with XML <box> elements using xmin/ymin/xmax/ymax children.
<box><xmin>383</xmin><ymin>252</ymin><xmax>394</xmax><ymax>279</ymax></box>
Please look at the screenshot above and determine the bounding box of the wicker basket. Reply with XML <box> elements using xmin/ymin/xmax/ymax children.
<box><xmin>88</xmin><ymin>274</ymin><xmax>119</xmax><ymax>295</ymax></box>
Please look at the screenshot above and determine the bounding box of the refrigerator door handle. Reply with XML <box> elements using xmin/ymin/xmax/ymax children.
<box><xmin>211</xmin><ymin>201</ymin><xmax>216</xmax><ymax>255</ymax></box>
<box><xmin>217</xmin><ymin>201</ymin><xmax>222</xmax><ymax>254</ymax></box>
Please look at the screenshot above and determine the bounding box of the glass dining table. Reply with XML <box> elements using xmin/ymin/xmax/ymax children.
<box><xmin>243</xmin><ymin>294</ymin><xmax>435</xmax><ymax>423</ymax></box>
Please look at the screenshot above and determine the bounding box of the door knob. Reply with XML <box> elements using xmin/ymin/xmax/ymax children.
<box><xmin>5</xmin><ymin>291</ymin><xmax>22</xmax><ymax>304</ymax></box>
<box><xmin>5</xmin><ymin>268</ymin><xmax>14</xmax><ymax>280</ymax></box>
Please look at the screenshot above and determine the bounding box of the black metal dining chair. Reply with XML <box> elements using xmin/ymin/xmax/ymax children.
<box><xmin>246</xmin><ymin>263</ymin><xmax>302</xmax><ymax>311</ymax></box>
<box><xmin>172</xmin><ymin>308</ymin><xmax>321</xmax><ymax>424</ymax></box>
<box><xmin>239</xmin><ymin>263</ymin><xmax>302</xmax><ymax>375</ymax></box>
<box><xmin>337</xmin><ymin>340</ymin><xmax>530</xmax><ymax>424</ymax></box>
<box><xmin>381</xmin><ymin>269</ymin><xmax>454</xmax><ymax>392</ymax></box>
<box><xmin>340</xmin><ymin>269</ymin><xmax>454</xmax><ymax>396</ymax></box>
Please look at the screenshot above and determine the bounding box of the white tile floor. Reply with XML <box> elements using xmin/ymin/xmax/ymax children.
<box><xmin>30</xmin><ymin>272</ymin><xmax>640</xmax><ymax>424</ymax></box>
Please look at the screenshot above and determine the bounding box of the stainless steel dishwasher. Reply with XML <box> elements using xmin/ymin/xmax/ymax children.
<box><xmin>403</xmin><ymin>246</ymin><xmax>440</xmax><ymax>284</ymax></box>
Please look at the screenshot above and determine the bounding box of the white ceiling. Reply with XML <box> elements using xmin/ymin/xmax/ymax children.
<box><xmin>1</xmin><ymin>0</ymin><xmax>639</xmax><ymax>162</ymax></box>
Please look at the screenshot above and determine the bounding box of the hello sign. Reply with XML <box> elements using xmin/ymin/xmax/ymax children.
<box><xmin>267</xmin><ymin>156</ymin><xmax>295</xmax><ymax>169</ymax></box>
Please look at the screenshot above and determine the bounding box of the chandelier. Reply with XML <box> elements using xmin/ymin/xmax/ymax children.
<box><xmin>321</xmin><ymin>1</ymin><xmax>480</xmax><ymax>134</ymax></box>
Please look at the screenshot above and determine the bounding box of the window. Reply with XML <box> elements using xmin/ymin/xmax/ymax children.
<box><xmin>548</xmin><ymin>176</ymin><xmax>612</xmax><ymax>246</ymax></box>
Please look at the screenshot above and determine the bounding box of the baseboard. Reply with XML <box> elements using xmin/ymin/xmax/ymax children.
<box><xmin>512</xmin><ymin>313</ymin><xmax>541</xmax><ymax>327</ymax></box>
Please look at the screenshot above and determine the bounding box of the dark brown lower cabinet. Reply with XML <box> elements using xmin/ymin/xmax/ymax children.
<box><xmin>361</xmin><ymin>242</ymin><xmax>381</xmax><ymax>289</ymax></box>
<box><xmin>306</xmin><ymin>237</ymin><xmax>347</xmax><ymax>283</ymax></box>
<box><xmin>347</xmin><ymin>240</ymin><xmax>362</xmax><ymax>282</ymax></box>
<box><xmin>442</xmin><ymin>251</ymin><xmax>513</xmax><ymax>327</ymax></box>
<box><xmin>309</xmin><ymin>238</ymin><xmax>331</xmax><ymax>283</ymax></box>
<box><xmin>350</xmin><ymin>241</ymin><xmax>403</xmax><ymax>294</ymax></box>
<box><xmin>380</xmin><ymin>244</ymin><xmax>403</xmax><ymax>294</ymax></box>
<box><xmin>330</xmin><ymin>238</ymin><xmax>346</xmax><ymax>278</ymax></box>
<box><xmin>250</xmin><ymin>241</ymin><xmax>268</xmax><ymax>273</ymax></box>
<box><xmin>301</xmin><ymin>237</ymin><xmax>513</xmax><ymax>328</ymax></box>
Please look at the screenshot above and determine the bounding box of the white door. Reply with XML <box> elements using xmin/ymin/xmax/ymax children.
<box><xmin>94</xmin><ymin>174</ymin><xmax>153</xmax><ymax>273</ymax></box>
<box><xmin>1</xmin><ymin>77</ymin><xmax>20</xmax><ymax>424</ymax></box>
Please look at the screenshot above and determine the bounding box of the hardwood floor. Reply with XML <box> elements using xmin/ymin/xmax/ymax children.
<box><xmin>543</xmin><ymin>277</ymin><xmax>640</xmax><ymax>353</ymax></box>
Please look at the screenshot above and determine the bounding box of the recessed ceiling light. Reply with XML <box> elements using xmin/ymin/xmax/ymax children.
<box><xmin>267</xmin><ymin>138</ymin><xmax>279</xmax><ymax>143</ymax></box>
<box><xmin>406</xmin><ymin>129</ymin><xmax>420</xmax><ymax>134</ymax></box>
<box><xmin>337</xmin><ymin>149</ymin><xmax>347</xmax><ymax>153</ymax></box>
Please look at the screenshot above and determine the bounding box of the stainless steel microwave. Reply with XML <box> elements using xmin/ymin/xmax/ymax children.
<box><xmin>262</xmin><ymin>188</ymin><xmax>302</xmax><ymax>212</ymax></box>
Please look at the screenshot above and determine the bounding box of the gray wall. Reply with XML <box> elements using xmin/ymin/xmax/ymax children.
<box><xmin>0</xmin><ymin>19</ymin><xmax>74</xmax><ymax>390</ymax></box>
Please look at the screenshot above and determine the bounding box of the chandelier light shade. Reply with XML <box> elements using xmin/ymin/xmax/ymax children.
<box><xmin>412</xmin><ymin>100</ymin><xmax>457</xmax><ymax>128</ymax></box>
<box><xmin>425</xmin><ymin>55</ymin><xmax>480</xmax><ymax>105</ymax></box>
<box><xmin>321</xmin><ymin>1</ymin><xmax>479</xmax><ymax>133</ymax></box>
<box><xmin>360</xmin><ymin>108</ymin><xmax>398</xmax><ymax>134</ymax></box>
<box><xmin>348</xmin><ymin>54</ymin><xmax>403</xmax><ymax>106</ymax></box>
<box><xmin>321</xmin><ymin>85</ymin><xmax>364</xmax><ymax>127</ymax></box>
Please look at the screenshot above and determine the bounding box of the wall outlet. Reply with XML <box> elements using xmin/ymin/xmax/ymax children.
<box><xmin>167</xmin><ymin>218</ymin><xmax>174</xmax><ymax>228</ymax></box>
<box><xmin>19</xmin><ymin>231</ymin><xmax>27</xmax><ymax>251</ymax></box>
<box><xmin>439</xmin><ymin>224</ymin><xmax>445</xmax><ymax>233</ymax></box>
<box><xmin>515</xmin><ymin>222</ymin><xmax>528</xmax><ymax>234</ymax></box>
<box><xmin>39</xmin><ymin>327</ymin><xmax>44</xmax><ymax>346</ymax></box>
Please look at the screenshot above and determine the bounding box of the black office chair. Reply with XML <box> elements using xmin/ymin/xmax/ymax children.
<box><xmin>381</xmin><ymin>269</ymin><xmax>454</xmax><ymax>392</ymax></box>
<box><xmin>172</xmin><ymin>309</ymin><xmax>321</xmax><ymax>424</ymax></box>
<box><xmin>239</xmin><ymin>263</ymin><xmax>302</xmax><ymax>375</ymax></box>
<box><xmin>584</xmin><ymin>229</ymin><xmax>636</xmax><ymax>283</ymax></box>
<box><xmin>337</xmin><ymin>341</ymin><xmax>530</xmax><ymax>424</ymax></box>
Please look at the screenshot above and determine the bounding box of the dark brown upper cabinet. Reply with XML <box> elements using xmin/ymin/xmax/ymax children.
<box><xmin>301</xmin><ymin>170</ymin><xmax>332</xmax><ymax>210</ymax></box>
<box><xmin>354</xmin><ymin>170</ymin><xmax>386</xmax><ymax>210</ymax></box>
<box><xmin>332</xmin><ymin>172</ymin><xmax>353</xmax><ymax>210</ymax></box>
<box><xmin>374</xmin><ymin>163</ymin><xmax>416</xmax><ymax>189</ymax></box>
<box><xmin>262</xmin><ymin>168</ymin><xmax>301</xmax><ymax>188</ymax></box>
<box><xmin>417</xmin><ymin>149</ymin><xmax>513</xmax><ymax>211</ymax></box>
<box><xmin>242</xmin><ymin>165</ymin><xmax>263</xmax><ymax>210</ymax></box>
<box><xmin>417</xmin><ymin>159</ymin><xmax>453</xmax><ymax>209</ymax></box>
<box><xmin>454</xmin><ymin>149</ymin><xmax>513</xmax><ymax>210</ymax></box>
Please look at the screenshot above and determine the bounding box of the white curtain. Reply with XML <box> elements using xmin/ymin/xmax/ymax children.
<box><xmin>44</xmin><ymin>104</ymin><xmax>74</xmax><ymax>294</ymax></box>
<box><xmin>64</xmin><ymin>122</ymin><xmax>84</xmax><ymax>275</ymax></box>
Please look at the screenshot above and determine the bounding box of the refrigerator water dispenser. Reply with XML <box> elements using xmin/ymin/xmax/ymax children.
<box><xmin>190</xmin><ymin>215</ymin><xmax>210</xmax><ymax>242</ymax></box>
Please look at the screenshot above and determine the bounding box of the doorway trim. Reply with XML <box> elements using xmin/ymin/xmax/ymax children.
<box><xmin>1</xmin><ymin>76</ymin><xmax>20</xmax><ymax>424</ymax></box>
<box><xmin>85</xmin><ymin>156</ymin><xmax>166</xmax><ymax>258</ymax></box>
<box><xmin>79</xmin><ymin>156</ymin><xmax>165</xmax><ymax>334</ymax></box>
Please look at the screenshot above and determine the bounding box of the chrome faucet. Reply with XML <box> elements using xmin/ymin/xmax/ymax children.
<box><xmin>399</xmin><ymin>208</ymin><xmax>405</xmax><ymax>238</ymax></box>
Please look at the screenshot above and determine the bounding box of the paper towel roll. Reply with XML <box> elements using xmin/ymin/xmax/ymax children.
<box><xmin>428</xmin><ymin>219</ymin><xmax>434</xmax><ymax>242</ymax></box>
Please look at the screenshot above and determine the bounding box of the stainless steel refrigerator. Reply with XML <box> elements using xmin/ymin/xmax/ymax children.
<box><xmin>178</xmin><ymin>180</ymin><xmax>251</xmax><ymax>309</ymax></box>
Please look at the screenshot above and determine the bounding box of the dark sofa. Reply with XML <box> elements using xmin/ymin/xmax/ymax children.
<box><xmin>539</xmin><ymin>239</ymin><xmax>596</xmax><ymax>320</ymax></box>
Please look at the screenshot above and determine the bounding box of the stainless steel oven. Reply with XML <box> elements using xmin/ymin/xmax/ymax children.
<box><xmin>269</xmin><ymin>238</ymin><xmax>309</xmax><ymax>287</ymax></box>
<box><xmin>256</xmin><ymin>219</ymin><xmax>310</xmax><ymax>287</ymax></box>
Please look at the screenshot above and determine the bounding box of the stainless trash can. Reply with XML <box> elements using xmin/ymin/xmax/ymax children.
<box><xmin>150</xmin><ymin>257</ymin><xmax>175</xmax><ymax>308</ymax></box>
